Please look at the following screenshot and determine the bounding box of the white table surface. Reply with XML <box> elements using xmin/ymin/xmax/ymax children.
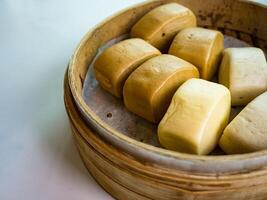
<box><xmin>1</xmin><ymin>1</ymin><xmax>267</xmax><ymax>200</ymax></box>
<box><xmin>0</xmin><ymin>1</ymin><xmax>143</xmax><ymax>200</ymax></box>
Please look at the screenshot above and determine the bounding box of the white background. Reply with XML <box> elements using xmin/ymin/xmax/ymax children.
<box><xmin>0</xmin><ymin>1</ymin><xmax>143</xmax><ymax>200</ymax></box>
<box><xmin>0</xmin><ymin>0</ymin><xmax>266</xmax><ymax>200</ymax></box>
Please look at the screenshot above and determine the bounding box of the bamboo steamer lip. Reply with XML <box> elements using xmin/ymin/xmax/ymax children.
<box><xmin>65</xmin><ymin>82</ymin><xmax>267</xmax><ymax>199</ymax></box>
<box><xmin>68</xmin><ymin>0</ymin><xmax>267</xmax><ymax>173</ymax></box>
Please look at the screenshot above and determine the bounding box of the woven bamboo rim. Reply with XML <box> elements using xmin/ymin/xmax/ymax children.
<box><xmin>64</xmin><ymin>73</ymin><xmax>267</xmax><ymax>199</ymax></box>
<box><xmin>67</xmin><ymin>0</ymin><xmax>267</xmax><ymax>174</ymax></box>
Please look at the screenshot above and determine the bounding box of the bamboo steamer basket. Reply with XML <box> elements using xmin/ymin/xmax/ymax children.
<box><xmin>65</xmin><ymin>0</ymin><xmax>267</xmax><ymax>199</ymax></box>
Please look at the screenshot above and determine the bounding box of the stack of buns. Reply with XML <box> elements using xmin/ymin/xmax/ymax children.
<box><xmin>93</xmin><ymin>3</ymin><xmax>267</xmax><ymax>155</ymax></box>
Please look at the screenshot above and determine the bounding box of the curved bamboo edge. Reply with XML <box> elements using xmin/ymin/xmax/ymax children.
<box><xmin>73</xmin><ymin>126</ymin><xmax>267</xmax><ymax>200</ymax></box>
<box><xmin>77</xmin><ymin>141</ymin><xmax>151</xmax><ymax>200</ymax></box>
<box><xmin>67</xmin><ymin>0</ymin><xmax>267</xmax><ymax>174</ymax></box>
<box><xmin>64</xmin><ymin>73</ymin><xmax>267</xmax><ymax>200</ymax></box>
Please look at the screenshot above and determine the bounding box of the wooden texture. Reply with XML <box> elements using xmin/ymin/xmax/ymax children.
<box><xmin>65</xmin><ymin>74</ymin><xmax>267</xmax><ymax>199</ymax></box>
<box><xmin>65</xmin><ymin>0</ymin><xmax>267</xmax><ymax>199</ymax></box>
<box><xmin>68</xmin><ymin>0</ymin><xmax>267</xmax><ymax>173</ymax></box>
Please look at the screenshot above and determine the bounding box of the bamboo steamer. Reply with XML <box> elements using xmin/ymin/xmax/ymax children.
<box><xmin>65</xmin><ymin>0</ymin><xmax>267</xmax><ymax>199</ymax></box>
